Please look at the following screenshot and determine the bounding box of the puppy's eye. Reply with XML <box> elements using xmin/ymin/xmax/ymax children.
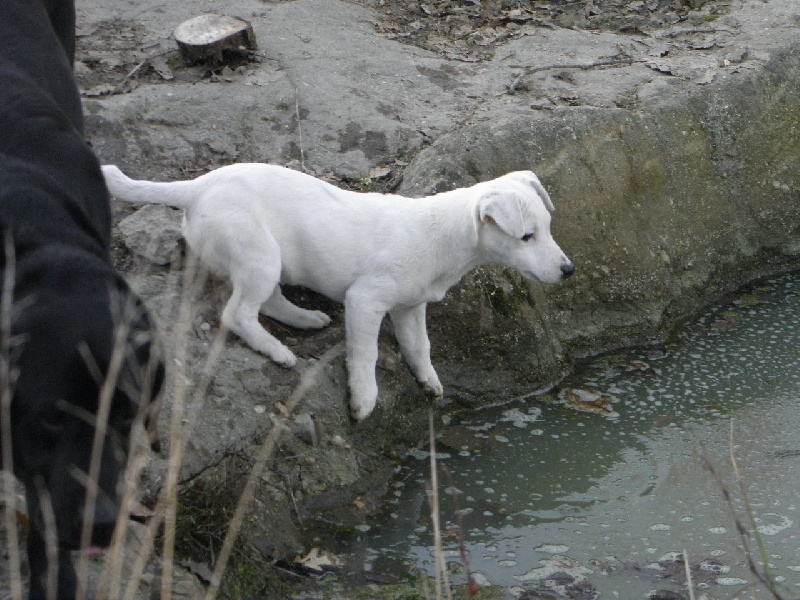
<box><xmin>521</xmin><ymin>233</ymin><xmax>535</xmax><ymax>242</ymax></box>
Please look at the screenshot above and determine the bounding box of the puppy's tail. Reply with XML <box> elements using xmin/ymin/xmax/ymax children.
<box><xmin>102</xmin><ymin>165</ymin><xmax>197</xmax><ymax>209</ymax></box>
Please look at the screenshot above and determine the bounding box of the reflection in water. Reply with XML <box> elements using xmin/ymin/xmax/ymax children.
<box><xmin>328</xmin><ymin>274</ymin><xmax>800</xmax><ymax>597</ymax></box>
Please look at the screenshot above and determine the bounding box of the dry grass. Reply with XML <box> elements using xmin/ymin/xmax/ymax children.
<box><xmin>698</xmin><ymin>420</ymin><xmax>789</xmax><ymax>600</ymax></box>
<box><xmin>427</xmin><ymin>410</ymin><xmax>453</xmax><ymax>600</ymax></box>
<box><xmin>0</xmin><ymin>233</ymin><xmax>349</xmax><ymax>599</ymax></box>
<box><xmin>2</xmin><ymin>236</ymin><xmax>24</xmax><ymax>600</ymax></box>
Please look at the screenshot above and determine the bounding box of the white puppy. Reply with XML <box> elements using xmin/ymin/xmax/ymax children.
<box><xmin>102</xmin><ymin>164</ymin><xmax>574</xmax><ymax>421</ymax></box>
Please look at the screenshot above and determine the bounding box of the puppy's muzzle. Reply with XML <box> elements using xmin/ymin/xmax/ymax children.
<box><xmin>561</xmin><ymin>262</ymin><xmax>575</xmax><ymax>279</ymax></box>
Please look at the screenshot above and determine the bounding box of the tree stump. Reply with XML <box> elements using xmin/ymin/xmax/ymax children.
<box><xmin>173</xmin><ymin>14</ymin><xmax>256</xmax><ymax>65</ymax></box>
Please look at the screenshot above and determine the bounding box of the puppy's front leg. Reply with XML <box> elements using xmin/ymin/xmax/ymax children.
<box><xmin>344</xmin><ymin>289</ymin><xmax>387</xmax><ymax>421</ymax></box>
<box><xmin>390</xmin><ymin>303</ymin><xmax>443</xmax><ymax>398</ymax></box>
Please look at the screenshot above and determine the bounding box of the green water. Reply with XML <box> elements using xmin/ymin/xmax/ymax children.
<box><xmin>331</xmin><ymin>273</ymin><xmax>800</xmax><ymax>598</ymax></box>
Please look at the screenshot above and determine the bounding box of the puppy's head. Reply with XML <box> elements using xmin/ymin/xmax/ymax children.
<box><xmin>476</xmin><ymin>170</ymin><xmax>574</xmax><ymax>284</ymax></box>
<box><xmin>4</xmin><ymin>265</ymin><xmax>163</xmax><ymax>551</ymax></box>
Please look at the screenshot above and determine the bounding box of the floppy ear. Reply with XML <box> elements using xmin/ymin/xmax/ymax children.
<box><xmin>479</xmin><ymin>191</ymin><xmax>526</xmax><ymax>238</ymax></box>
<box><xmin>509</xmin><ymin>171</ymin><xmax>555</xmax><ymax>212</ymax></box>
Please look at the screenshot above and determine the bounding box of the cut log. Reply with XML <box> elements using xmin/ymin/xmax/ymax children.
<box><xmin>173</xmin><ymin>14</ymin><xmax>256</xmax><ymax>65</ymax></box>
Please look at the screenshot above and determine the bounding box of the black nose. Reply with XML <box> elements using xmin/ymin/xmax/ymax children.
<box><xmin>561</xmin><ymin>263</ymin><xmax>575</xmax><ymax>279</ymax></box>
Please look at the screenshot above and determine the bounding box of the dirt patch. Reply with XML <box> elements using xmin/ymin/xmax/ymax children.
<box><xmin>356</xmin><ymin>0</ymin><xmax>729</xmax><ymax>60</ymax></box>
<box><xmin>74</xmin><ymin>17</ymin><xmax>261</xmax><ymax>97</ymax></box>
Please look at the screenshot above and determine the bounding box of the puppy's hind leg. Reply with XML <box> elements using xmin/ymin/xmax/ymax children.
<box><xmin>260</xmin><ymin>288</ymin><xmax>331</xmax><ymax>329</ymax></box>
<box><xmin>187</xmin><ymin>210</ymin><xmax>297</xmax><ymax>367</ymax></box>
<box><xmin>220</xmin><ymin>257</ymin><xmax>297</xmax><ymax>368</ymax></box>
<box><xmin>390</xmin><ymin>303</ymin><xmax>443</xmax><ymax>398</ymax></box>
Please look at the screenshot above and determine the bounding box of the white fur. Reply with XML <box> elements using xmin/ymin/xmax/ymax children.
<box><xmin>102</xmin><ymin>163</ymin><xmax>573</xmax><ymax>421</ymax></box>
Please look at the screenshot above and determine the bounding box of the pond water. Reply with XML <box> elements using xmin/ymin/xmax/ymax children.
<box><xmin>324</xmin><ymin>273</ymin><xmax>800</xmax><ymax>598</ymax></box>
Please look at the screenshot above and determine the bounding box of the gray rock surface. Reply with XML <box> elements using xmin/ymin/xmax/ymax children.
<box><xmin>118</xmin><ymin>204</ymin><xmax>182</xmax><ymax>264</ymax></box>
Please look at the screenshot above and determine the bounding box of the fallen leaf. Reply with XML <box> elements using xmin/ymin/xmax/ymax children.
<box><xmin>626</xmin><ymin>360</ymin><xmax>651</xmax><ymax>373</ymax></box>
<box><xmin>558</xmin><ymin>388</ymin><xmax>619</xmax><ymax>417</ymax></box>
<box><xmin>369</xmin><ymin>166</ymin><xmax>392</xmax><ymax>179</ymax></box>
<box><xmin>293</xmin><ymin>547</ymin><xmax>344</xmax><ymax>572</ymax></box>
<box><xmin>150</xmin><ymin>55</ymin><xmax>175</xmax><ymax>81</ymax></box>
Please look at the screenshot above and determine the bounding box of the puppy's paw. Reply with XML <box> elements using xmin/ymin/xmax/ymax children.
<box><xmin>270</xmin><ymin>346</ymin><xmax>297</xmax><ymax>368</ymax></box>
<box><xmin>416</xmin><ymin>368</ymin><xmax>443</xmax><ymax>399</ymax></box>
<box><xmin>306</xmin><ymin>310</ymin><xmax>332</xmax><ymax>329</ymax></box>
<box><xmin>420</xmin><ymin>379</ymin><xmax>444</xmax><ymax>399</ymax></box>
<box><xmin>349</xmin><ymin>390</ymin><xmax>377</xmax><ymax>422</ymax></box>
<box><xmin>285</xmin><ymin>309</ymin><xmax>331</xmax><ymax>330</ymax></box>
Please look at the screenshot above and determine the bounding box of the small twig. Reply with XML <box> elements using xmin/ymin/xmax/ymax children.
<box><xmin>699</xmin><ymin>437</ymin><xmax>785</xmax><ymax>600</ymax></box>
<box><xmin>729</xmin><ymin>420</ymin><xmax>784</xmax><ymax>599</ymax></box>
<box><xmin>158</xmin><ymin>255</ymin><xmax>217</xmax><ymax>600</ymax></box>
<box><xmin>177</xmin><ymin>445</ymin><xmax>253</xmax><ymax>487</ymax></box>
<box><xmin>287</xmin><ymin>486</ymin><xmax>303</xmax><ymax>526</ymax></box>
<box><xmin>503</xmin><ymin>58</ymin><xmax>643</xmax><ymax>94</ymax></box>
<box><xmin>0</xmin><ymin>233</ymin><xmax>23</xmax><ymax>600</ymax></box>
<box><xmin>78</xmin><ymin>292</ymin><xmax>137</xmax><ymax>600</ymax></box>
<box><xmin>121</xmin><ymin>49</ymin><xmax>173</xmax><ymax>86</ymax></box>
<box><xmin>441</xmin><ymin>464</ymin><xmax>478</xmax><ymax>597</ymax></box>
<box><xmin>249</xmin><ymin>51</ymin><xmax>280</xmax><ymax>63</ymax></box>
<box><xmin>294</xmin><ymin>87</ymin><xmax>306</xmax><ymax>172</ymax></box>
<box><xmin>428</xmin><ymin>410</ymin><xmax>453</xmax><ymax>600</ymax></box>
<box><xmin>658</xmin><ymin>27</ymin><xmax>736</xmax><ymax>38</ymax></box>
<box><xmin>35</xmin><ymin>480</ymin><xmax>58</xmax><ymax>600</ymax></box>
<box><xmin>683</xmin><ymin>548</ymin><xmax>695</xmax><ymax>600</ymax></box>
